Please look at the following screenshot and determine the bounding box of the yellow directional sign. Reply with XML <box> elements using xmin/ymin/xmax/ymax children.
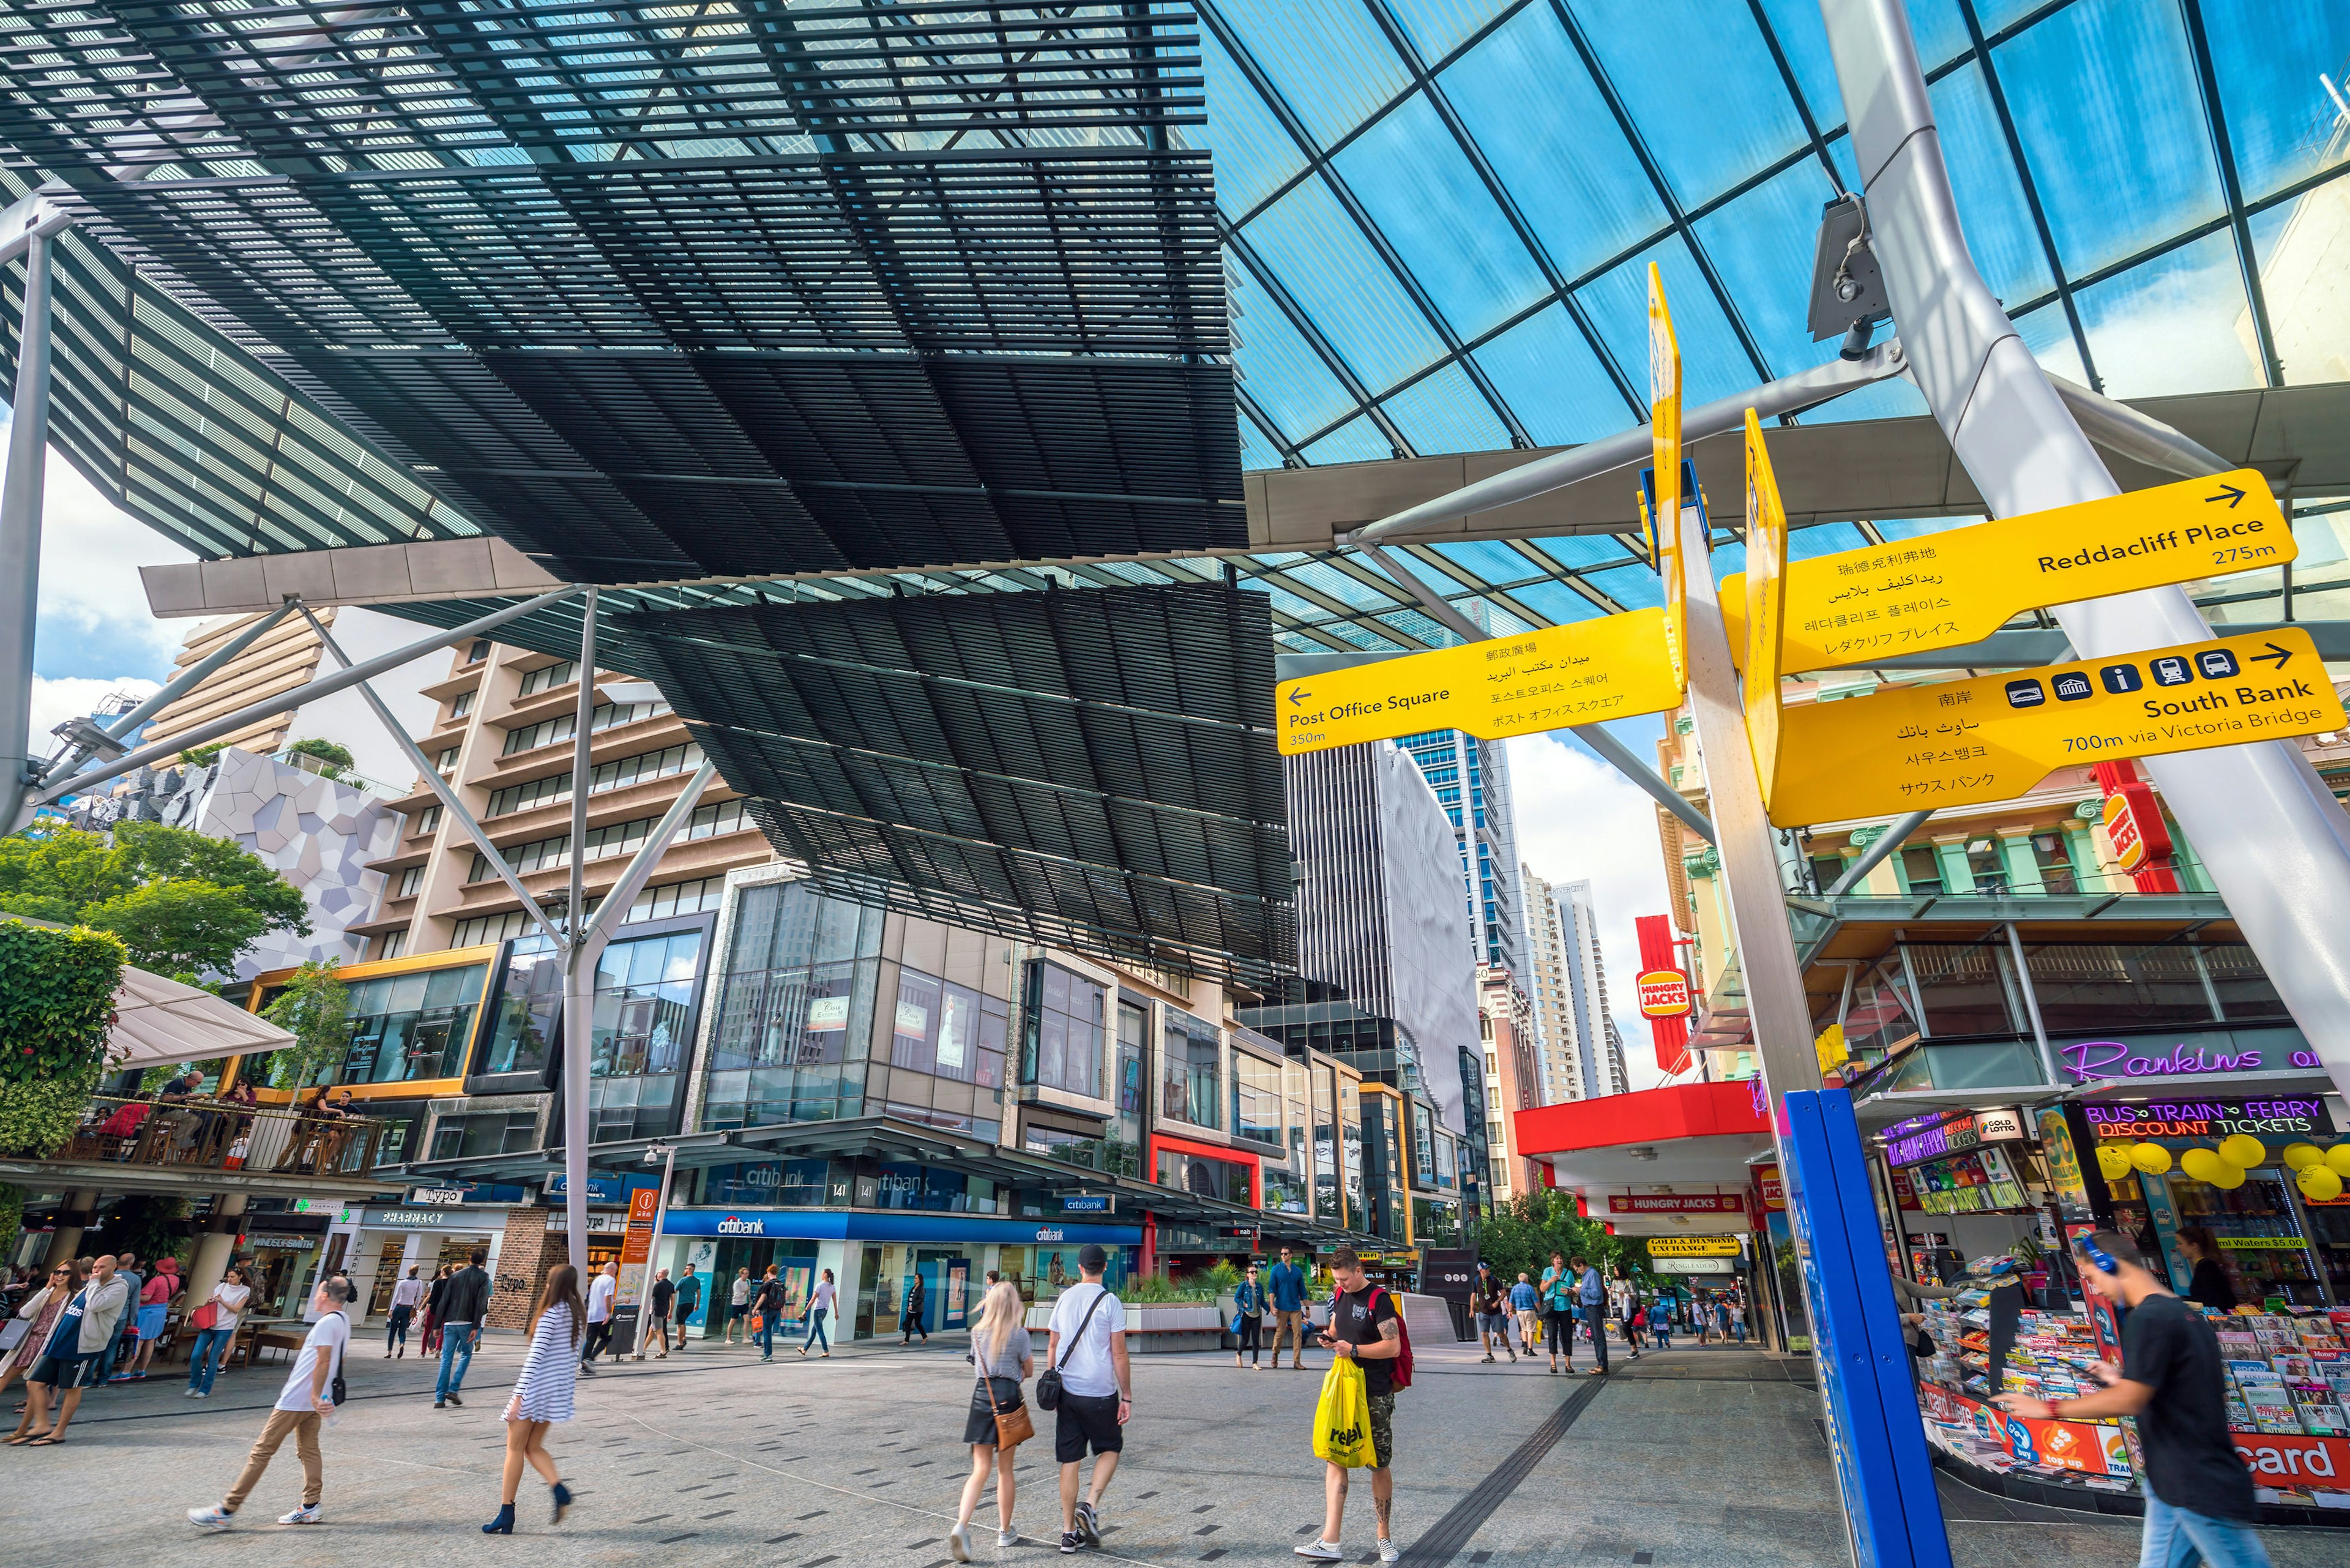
<box><xmin>1764</xmin><ymin>627</ymin><xmax>2343</xmax><ymax>826</ymax></box>
<box><xmin>1721</xmin><ymin>469</ymin><xmax>2292</xmax><ymax>671</ymax></box>
<box><xmin>1647</xmin><ymin>264</ymin><xmax>1686</xmax><ymax>688</ymax></box>
<box><xmin>1275</xmin><ymin>608</ymin><xmax>1684</xmax><ymax>756</ymax></box>
<box><xmin>1646</xmin><ymin>1235</ymin><xmax>1742</xmax><ymax>1257</ymax></box>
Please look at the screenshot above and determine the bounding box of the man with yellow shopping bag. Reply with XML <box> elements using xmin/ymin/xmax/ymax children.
<box><xmin>1297</xmin><ymin>1247</ymin><xmax>1404</xmax><ymax>1566</ymax></box>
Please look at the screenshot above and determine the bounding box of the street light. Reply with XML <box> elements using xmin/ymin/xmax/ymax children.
<box><xmin>631</xmin><ymin>1141</ymin><xmax>679</xmax><ymax>1360</ymax></box>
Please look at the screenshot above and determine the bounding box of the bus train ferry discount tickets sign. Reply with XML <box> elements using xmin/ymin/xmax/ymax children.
<box><xmin>1719</xmin><ymin>468</ymin><xmax>2292</xmax><ymax>670</ymax></box>
<box><xmin>1274</xmin><ymin>608</ymin><xmax>1685</xmax><ymax>755</ymax></box>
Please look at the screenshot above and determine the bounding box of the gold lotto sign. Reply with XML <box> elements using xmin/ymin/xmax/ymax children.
<box><xmin>1720</xmin><ymin>469</ymin><xmax>2291</xmax><ymax>671</ymax></box>
<box><xmin>1275</xmin><ymin>608</ymin><xmax>1682</xmax><ymax>755</ymax></box>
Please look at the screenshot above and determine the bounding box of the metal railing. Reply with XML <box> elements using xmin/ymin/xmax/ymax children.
<box><xmin>53</xmin><ymin>1095</ymin><xmax>387</xmax><ymax>1176</ymax></box>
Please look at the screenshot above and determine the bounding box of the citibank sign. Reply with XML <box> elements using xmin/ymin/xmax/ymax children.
<box><xmin>715</xmin><ymin>1215</ymin><xmax>769</xmax><ymax>1236</ymax></box>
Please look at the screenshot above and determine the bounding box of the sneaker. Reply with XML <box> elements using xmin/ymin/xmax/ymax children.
<box><xmin>278</xmin><ymin>1506</ymin><xmax>323</xmax><ymax>1526</ymax></box>
<box><xmin>186</xmin><ymin>1507</ymin><xmax>234</xmax><ymax>1532</ymax></box>
<box><xmin>184</xmin><ymin>1388</ymin><xmax>199</xmax><ymax>1397</ymax></box>
<box><xmin>194</xmin><ymin>1391</ymin><xmax>209</xmax><ymax>1398</ymax></box>
<box><xmin>1378</xmin><ymin>1540</ymin><xmax>1400</xmax><ymax>1565</ymax></box>
<box><xmin>1075</xmin><ymin>1501</ymin><xmax>1101</xmax><ymax>1547</ymax></box>
<box><xmin>1294</xmin><ymin>1541</ymin><xmax>1343</xmax><ymax>1561</ymax></box>
<box><xmin>998</xmin><ymin>1531</ymin><xmax>1020</xmax><ymax>1548</ymax></box>
<box><xmin>1059</xmin><ymin>1533</ymin><xmax>1083</xmax><ymax>1555</ymax></box>
<box><xmin>949</xmin><ymin>1525</ymin><xmax>972</xmax><ymax>1562</ymax></box>
<box><xmin>1481</xmin><ymin>1353</ymin><xmax>1494</xmax><ymax>1364</ymax></box>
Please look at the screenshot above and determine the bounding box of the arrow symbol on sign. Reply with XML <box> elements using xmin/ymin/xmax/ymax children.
<box><xmin>2207</xmin><ymin>482</ymin><xmax>2247</xmax><ymax>508</ymax></box>
<box><xmin>1287</xmin><ymin>687</ymin><xmax>1309</xmax><ymax>707</ymax></box>
<box><xmin>2253</xmin><ymin>643</ymin><xmax>2292</xmax><ymax>670</ymax></box>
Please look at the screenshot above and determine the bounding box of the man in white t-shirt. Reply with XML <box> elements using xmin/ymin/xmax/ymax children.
<box><xmin>187</xmin><ymin>1275</ymin><xmax>353</xmax><ymax>1529</ymax></box>
<box><xmin>580</xmin><ymin>1261</ymin><xmax>619</xmax><ymax>1374</ymax></box>
<box><xmin>1045</xmin><ymin>1243</ymin><xmax>1130</xmax><ymax>1556</ymax></box>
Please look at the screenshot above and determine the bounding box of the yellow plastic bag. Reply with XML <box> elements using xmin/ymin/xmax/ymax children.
<box><xmin>1312</xmin><ymin>1357</ymin><xmax>1374</xmax><ymax>1468</ymax></box>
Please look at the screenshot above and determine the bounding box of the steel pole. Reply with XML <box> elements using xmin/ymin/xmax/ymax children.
<box><xmin>562</xmin><ymin>587</ymin><xmax>600</xmax><ymax>1272</ymax></box>
<box><xmin>0</xmin><ymin>232</ymin><xmax>55</xmax><ymax>834</ymax></box>
<box><xmin>1824</xmin><ymin>0</ymin><xmax>2350</xmax><ymax>1104</ymax></box>
<box><xmin>1825</xmin><ymin>810</ymin><xmax>1931</xmax><ymax>896</ymax></box>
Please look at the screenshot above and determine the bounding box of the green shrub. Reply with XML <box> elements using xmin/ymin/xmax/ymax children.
<box><xmin>0</xmin><ymin>919</ymin><xmax>125</xmax><ymax>1157</ymax></box>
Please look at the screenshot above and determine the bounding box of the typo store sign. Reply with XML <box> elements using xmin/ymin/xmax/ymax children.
<box><xmin>2082</xmin><ymin>1098</ymin><xmax>2334</xmax><ymax>1141</ymax></box>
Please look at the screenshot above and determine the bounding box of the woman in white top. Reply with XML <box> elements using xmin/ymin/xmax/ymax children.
<box><xmin>386</xmin><ymin>1266</ymin><xmax>426</xmax><ymax>1358</ymax></box>
<box><xmin>485</xmin><ymin>1264</ymin><xmax>583</xmax><ymax>1535</ymax></box>
<box><xmin>800</xmin><ymin>1267</ymin><xmax>838</xmax><ymax>1359</ymax></box>
<box><xmin>184</xmin><ymin>1265</ymin><xmax>252</xmax><ymax>1397</ymax></box>
<box><xmin>948</xmin><ymin>1281</ymin><xmax>1034</xmax><ymax>1562</ymax></box>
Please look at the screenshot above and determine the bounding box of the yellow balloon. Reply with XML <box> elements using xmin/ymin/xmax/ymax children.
<box><xmin>2217</xmin><ymin>1134</ymin><xmax>2267</xmax><ymax>1169</ymax></box>
<box><xmin>2326</xmin><ymin>1144</ymin><xmax>2350</xmax><ymax>1178</ymax></box>
<box><xmin>2095</xmin><ymin>1145</ymin><xmax>2133</xmax><ymax>1181</ymax></box>
<box><xmin>2209</xmin><ymin>1163</ymin><xmax>2246</xmax><ymax>1190</ymax></box>
<box><xmin>2299</xmin><ymin>1164</ymin><xmax>2345</xmax><ymax>1203</ymax></box>
<box><xmin>2179</xmin><ymin>1148</ymin><xmax>2225</xmax><ymax>1184</ymax></box>
<box><xmin>2283</xmin><ymin>1143</ymin><xmax>2324</xmax><ymax>1171</ymax></box>
<box><xmin>2130</xmin><ymin>1143</ymin><xmax>2173</xmax><ymax>1175</ymax></box>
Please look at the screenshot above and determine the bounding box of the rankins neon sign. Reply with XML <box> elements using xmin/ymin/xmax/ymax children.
<box><xmin>2059</xmin><ymin>1038</ymin><xmax>2323</xmax><ymax>1083</ymax></box>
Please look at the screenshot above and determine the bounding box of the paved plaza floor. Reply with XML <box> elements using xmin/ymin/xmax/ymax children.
<box><xmin>4</xmin><ymin>1329</ymin><xmax>2340</xmax><ymax>1567</ymax></box>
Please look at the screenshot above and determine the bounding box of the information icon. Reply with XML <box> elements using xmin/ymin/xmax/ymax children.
<box><xmin>2099</xmin><ymin>664</ymin><xmax>2144</xmax><ymax>694</ymax></box>
<box><xmin>2150</xmin><ymin>656</ymin><xmax>2193</xmax><ymax>687</ymax></box>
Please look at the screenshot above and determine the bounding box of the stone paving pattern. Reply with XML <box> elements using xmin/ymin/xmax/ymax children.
<box><xmin>5</xmin><ymin>1330</ymin><xmax>2340</xmax><ymax>1566</ymax></box>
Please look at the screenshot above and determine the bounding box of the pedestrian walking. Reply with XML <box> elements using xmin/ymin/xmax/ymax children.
<box><xmin>1232</xmin><ymin>1263</ymin><xmax>1267</xmax><ymax>1368</ymax></box>
<box><xmin>185</xmin><ymin>1264</ymin><xmax>252</xmax><ymax>1398</ymax></box>
<box><xmin>125</xmin><ymin>1256</ymin><xmax>180</xmax><ymax>1379</ymax></box>
<box><xmin>1730</xmin><ymin>1301</ymin><xmax>1747</xmax><ymax>1345</ymax></box>
<box><xmin>184</xmin><ymin>1274</ymin><xmax>351</xmax><ymax>1528</ymax></box>
<box><xmin>674</xmin><ymin>1267</ymin><xmax>703</xmax><ymax>1348</ymax></box>
<box><xmin>386</xmin><ymin>1265</ymin><xmax>425</xmax><ymax>1357</ymax></box>
<box><xmin>753</xmin><ymin>1264</ymin><xmax>785</xmax><ymax>1362</ymax></box>
<box><xmin>1472</xmin><ymin>1263</ymin><xmax>1514</xmax><ymax>1364</ymax></box>
<box><xmin>1573</xmin><ymin>1257</ymin><xmax>1611</xmax><ymax>1376</ymax></box>
<box><xmin>482</xmin><ymin>1265</ymin><xmax>582</xmax><ymax>1535</ymax></box>
<box><xmin>903</xmin><ymin>1269</ymin><xmax>930</xmax><ymax>1345</ymax></box>
<box><xmin>802</xmin><ymin>1267</ymin><xmax>837</xmax><ymax>1357</ymax></box>
<box><xmin>1537</xmin><ymin>1253</ymin><xmax>1576</xmax><ymax>1375</ymax></box>
<box><xmin>1296</xmin><ymin>1245</ymin><xmax>1404</xmax><ymax>1566</ymax></box>
<box><xmin>579</xmin><ymin>1261</ymin><xmax>618</xmax><ymax>1373</ymax></box>
<box><xmin>643</xmin><ymin>1269</ymin><xmax>674</xmax><ymax>1359</ymax></box>
<box><xmin>434</xmin><ymin>1247</ymin><xmax>491</xmax><ymax>1409</ymax></box>
<box><xmin>1694</xmin><ymin>1293</ymin><xmax>1714</xmax><ymax>1346</ymax></box>
<box><xmin>725</xmin><ymin>1267</ymin><xmax>753</xmax><ymax>1345</ymax></box>
<box><xmin>1509</xmin><ymin>1274</ymin><xmax>1539</xmax><ymax>1362</ymax></box>
<box><xmin>101</xmin><ymin>1253</ymin><xmax>142</xmax><ymax>1383</ymax></box>
<box><xmin>1997</xmin><ymin>1230</ymin><xmax>2273</xmax><ymax>1568</ymax></box>
<box><xmin>9</xmin><ymin>1253</ymin><xmax>128</xmax><ymax>1445</ymax></box>
<box><xmin>1618</xmin><ymin>1290</ymin><xmax>1644</xmax><ymax>1361</ymax></box>
<box><xmin>420</xmin><ymin>1264</ymin><xmax>450</xmax><ymax>1355</ymax></box>
<box><xmin>1267</xmin><ymin>1246</ymin><xmax>1310</xmax><ymax>1370</ymax></box>
<box><xmin>1646</xmin><ymin>1296</ymin><xmax>1671</xmax><ymax>1351</ymax></box>
<box><xmin>1713</xmin><ymin>1299</ymin><xmax>1732</xmax><ymax>1343</ymax></box>
<box><xmin>2</xmin><ymin>1262</ymin><xmax>81</xmax><ymax>1416</ymax></box>
<box><xmin>950</xmin><ymin>1280</ymin><xmax>1034</xmax><ymax>1561</ymax></box>
<box><xmin>1045</xmin><ymin>1243</ymin><xmax>1130</xmax><ymax>1555</ymax></box>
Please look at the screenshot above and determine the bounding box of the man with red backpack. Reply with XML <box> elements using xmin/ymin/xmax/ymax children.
<box><xmin>1296</xmin><ymin>1247</ymin><xmax>1408</xmax><ymax>1567</ymax></box>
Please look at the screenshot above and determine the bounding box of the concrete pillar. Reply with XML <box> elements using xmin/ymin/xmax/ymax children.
<box><xmin>43</xmin><ymin>1189</ymin><xmax>100</xmax><ymax>1267</ymax></box>
<box><xmin>2062</xmin><ymin>824</ymin><xmax>2103</xmax><ymax>894</ymax></box>
<box><xmin>182</xmin><ymin>1194</ymin><xmax>248</xmax><ymax>1309</ymax></box>
<box><xmin>1931</xmin><ymin>838</ymin><xmax>1976</xmax><ymax>894</ymax></box>
<box><xmin>1996</xmin><ymin>829</ymin><xmax>2045</xmax><ymax>894</ymax></box>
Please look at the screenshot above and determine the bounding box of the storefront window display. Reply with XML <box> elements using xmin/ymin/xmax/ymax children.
<box><xmin>1313</xmin><ymin>1066</ymin><xmax>1338</xmax><ymax>1222</ymax></box>
<box><xmin>702</xmin><ymin>881</ymin><xmax>884</xmax><ymax>1128</ymax></box>
<box><xmin>1023</xmin><ymin>962</ymin><xmax>1104</xmax><ymax>1097</ymax></box>
<box><xmin>1161</xmin><ymin>1009</ymin><xmax>1222</xmax><ymax>1130</ymax></box>
<box><xmin>1340</xmin><ymin>1079</ymin><xmax>1365</xmax><ymax>1229</ymax></box>
<box><xmin>341</xmin><ymin>964</ymin><xmax>488</xmax><ymax>1084</ymax></box>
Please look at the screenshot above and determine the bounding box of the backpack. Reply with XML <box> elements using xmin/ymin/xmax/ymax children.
<box><xmin>1368</xmin><ymin>1287</ymin><xmax>1412</xmax><ymax>1392</ymax></box>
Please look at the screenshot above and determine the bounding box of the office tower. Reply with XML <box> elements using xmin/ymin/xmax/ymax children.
<box><xmin>1396</xmin><ymin>730</ymin><xmax>1529</xmax><ymax>979</ymax></box>
<box><xmin>1520</xmin><ymin>873</ymin><xmax>1622</xmax><ymax>1102</ymax></box>
<box><xmin>1521</xmin><ymin>865</ymin><xmax>1582</xmax><ymax>1103</ymax></box>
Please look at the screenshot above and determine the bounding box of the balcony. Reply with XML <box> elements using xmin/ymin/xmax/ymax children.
<box><xmin>0</xmin><ymin>1095</ymin><xmax>398</xmax><ymax>1198</ymax></box>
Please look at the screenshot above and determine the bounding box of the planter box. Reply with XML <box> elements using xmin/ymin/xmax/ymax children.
<box><xmin>1024</xmin><ymin>1300</ymin><xmax>1225</xmax><ymax>1353</ymax></box>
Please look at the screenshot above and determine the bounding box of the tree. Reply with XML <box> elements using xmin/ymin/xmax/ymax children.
<box><xmin>0</xmin><ymin>919</ymin><xmax>125</xmax><ymax>1156</ymax></box>
<box><xmin>0</xmin><ymin>822</ymin><xmax>308</xmax><ymax>980</ymax></box>
<box><xmin>258</xmin><ymin>959</ymin><xmax>354</xmax><ymax>1094</ymax></box>
<box><xmin>285</xmin><ymin>737</ymin><xmax>355</xmax><ymax>778</ymax></box>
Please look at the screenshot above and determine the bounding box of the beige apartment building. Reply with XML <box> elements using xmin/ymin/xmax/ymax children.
<box><xmin>1475</xmin><ymin>963</ymin><xmax>1543</xmax><ymax>1204</ymax></box>
<box><xmin>139</xmin><ymin>610</ymin><xmax>340</xmax><ymax>760</ymax></box>
<box><xmin>351</xmin><ymin>638</ymin><xmax>772</xmax><ymax>958</ymax></box>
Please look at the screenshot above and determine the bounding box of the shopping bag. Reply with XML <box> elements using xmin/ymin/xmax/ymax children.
<box><xmin>1311</xmin><ymin>1357</ymin><xmax>1375</xmax><ymax>1469</ymax></box>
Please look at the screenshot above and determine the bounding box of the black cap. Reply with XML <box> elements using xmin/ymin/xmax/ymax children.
<box><xmin>1078</xmin><ymin>1242</ymin><xmax>1108</xmax><ymax>1272</ymax></box>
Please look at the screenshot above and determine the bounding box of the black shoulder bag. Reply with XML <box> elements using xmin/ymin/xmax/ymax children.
<box><xmin>1035</xmin><ymin>1290</ymin><xmax>1108</xmax><ymax>1412</ymax></box>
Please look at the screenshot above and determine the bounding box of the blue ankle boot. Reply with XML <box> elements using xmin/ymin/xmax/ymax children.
<box><xmin>482</xmin><ymin>1503</ymin><xmax>515</xmax><ymax>1534</ymax></box>
<box><xmin>550</xmin><ymin>1481</ymin><xmax>573</xmax><ymax>1525</ymax></box>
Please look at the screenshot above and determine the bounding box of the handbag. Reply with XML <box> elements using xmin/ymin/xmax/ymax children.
<box><xmin>0</xmin><ymin>1318</ymin><xmax>27</xmax><ymax>1353</ymax></box>
<box><xmin>1035</xmin><ymin>1289</ymin><xmax>1108</xmax><ymax>1413</ymax></box>
<box><xmin>191</xmin><ymin>1302</ymin><xmax>220</xmax><ymax>1332</ymax></box>
<box><xmin>982</xmin><ymin>1375</ymin><xmax>1033</xmax><ymax>1450</ymax></box>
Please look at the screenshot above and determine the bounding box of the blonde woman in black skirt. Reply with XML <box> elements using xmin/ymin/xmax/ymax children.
<box><xmin>949</xmin><ymin>1282</ymin><xmax>1034</xmax><ymax>1561</ymax></box>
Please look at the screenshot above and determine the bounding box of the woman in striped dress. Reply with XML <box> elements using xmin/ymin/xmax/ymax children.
<box><xmin>483</xmin><ymin>1264</ymin><xmax>583</xmax><ymax>1534</ymax></box>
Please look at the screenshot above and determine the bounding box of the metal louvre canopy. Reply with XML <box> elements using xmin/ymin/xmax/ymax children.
<box><xmin>622</xmin><ymin>579</ymin><xmax>1295</xmax><ymax>984</ymax></box>
<box><xmin>0</xmin><ymin>2</ymin><xmax>1243</xmax><ymax>583</ymax></box>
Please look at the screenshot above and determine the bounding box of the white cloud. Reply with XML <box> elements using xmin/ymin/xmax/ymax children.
<box><xmin>1506</xmin><ymin>720</ymin><xmax>1686</xmax><ymax>1094</ymax></box>
<box><xmin>18</xmin><ymin>430</ymin><xmax>196</xmax><ymax>685</ymax></box>
<box><xmin>30</xmin><ymin>675</ymin><xmax>163</xmax><ymax>745</ymax></box>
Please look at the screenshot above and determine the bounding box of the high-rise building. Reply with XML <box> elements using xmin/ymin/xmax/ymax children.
<box><xmin>1397</xmin><ymin>730</ymin><xmax>1529</xmax><ymax>979</ymax></box>
<box><xmin>1475</xmin><ymin>965</ymin><xmax>1543</xmax><ymax>1203</ymax></box>
<box><xmin>1520</xmin><ymin>873</ymin><xmax>1626</xmax><ymax>1103</ymax></box>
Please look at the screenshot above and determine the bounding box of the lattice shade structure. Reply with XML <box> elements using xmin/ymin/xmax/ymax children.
<box><xmin>624</xmin><ymin>580</ymin><xmax>1294</xmax><ymax>984</ymax></box>
<box><xmin>0</xmin><ymin>2</ymin><xmax>1240</xmax><ymax>583</ymax></box>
